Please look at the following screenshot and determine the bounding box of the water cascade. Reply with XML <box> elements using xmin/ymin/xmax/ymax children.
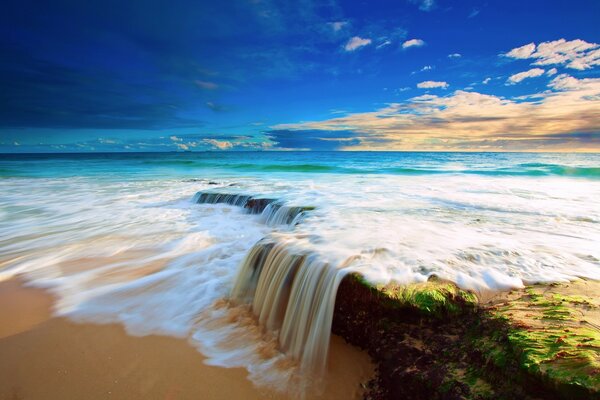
<box><xmin>230</xmin><ymin>237</ymin><xmax>349</xmax><ymax>374</ymax></box>
<box><xmin>195</xmin><ymin>191</ymin><xmax>312</xmax><ymax>226</ymax></box>
<box><xmin>195</xmin><ymin>190</ymin><xmax>354</xmax><ymax>374</ymax></box>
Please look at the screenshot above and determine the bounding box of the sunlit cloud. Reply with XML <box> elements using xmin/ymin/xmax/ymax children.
<box><xmin>448</xmin><ymin>53</ymin><xmax>462</xmax><ymax>58</ymax></box>
<box><xmin>203</xmin><ymin>138</ymin><xmax>234</xmax><ymax>150</ymax></box>
<box><xmin>344</xmin><ymin>36</ymin><xmax>372</xmax><ymax>51</ymax></box>
<box><xmin>272</xmin><ymin>74</ymin><xmax>600</xmax><ymax>151</ymax></box>
<box><xmin>402</xmin><ymin>39</ymin><xmax>425</xmax><ymax>49</ymax></box>
<box><xmin>507</xmin><ymin>68</ymin><xmax>545</xmax><ymax>84</ymax></box>
<box><xmin>504</xmin><ymin>39</ymin><xmax>600</xmax><ymax>70</ymax></box>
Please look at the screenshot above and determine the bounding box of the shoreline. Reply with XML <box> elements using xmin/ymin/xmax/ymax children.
<box><xmin>0</xmin><ymin>278</ymin><xmax>373</xmax><ymax>400</ymax></box>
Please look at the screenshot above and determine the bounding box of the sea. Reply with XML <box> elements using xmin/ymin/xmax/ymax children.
<box><xmin>1</xmin><ymin>151</ymin><xmax>599</xmax><ymax>388</ymax></box>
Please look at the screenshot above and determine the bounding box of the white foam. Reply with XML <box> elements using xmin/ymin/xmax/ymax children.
<box><xmin>1</xmin><ymin>172</ymin><xmax>599</xmax><ymax>390</ymax></box>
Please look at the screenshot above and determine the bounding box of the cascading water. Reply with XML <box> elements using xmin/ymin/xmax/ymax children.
<box><xmin>196</xmin><ymin>190</ymin><xmax>348</xmax><ymax>375</ymax></box>
<box><xmin>230</xmin><ymin>238</ymin><xmax>349</xmax><ymax>374</ymax></box>
<box><xmin>195</xmin><ymin>191</ymin><xmax>312</xmax><ymax>226</ymax></box>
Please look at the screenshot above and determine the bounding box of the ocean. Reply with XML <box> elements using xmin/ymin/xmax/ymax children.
<box><xmin>1</xmin><ymin>151</ymin><xmax>599</xmax><ymax>388</ymax></box>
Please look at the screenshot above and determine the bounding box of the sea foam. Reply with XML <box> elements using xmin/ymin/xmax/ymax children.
<box><xmin>1</xmin><ymin>155</ymin><xmax>599</xmax><ymax>389</ymax></box>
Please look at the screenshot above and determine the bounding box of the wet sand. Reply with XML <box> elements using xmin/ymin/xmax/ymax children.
<box><xmin>0</xmin><ymin>278</ymin><xmax>373</xmax><ymax>400</ymax></box>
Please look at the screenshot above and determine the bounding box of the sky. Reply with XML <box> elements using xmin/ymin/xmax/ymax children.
<box><xmin>1</xmin><ymin>0</ymin><xmax>599</xmax><ymax>152</ymax></box>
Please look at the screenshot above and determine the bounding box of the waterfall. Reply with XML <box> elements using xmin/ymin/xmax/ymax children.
<box><xmin>230</xmin><ymin>238</ymin><xmax>349</xmax><ymax>374</ymax></box>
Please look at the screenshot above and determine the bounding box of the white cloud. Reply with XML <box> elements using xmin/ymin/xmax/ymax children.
<box><xmin>448</xmin><ymin>53</ymin><xmax>462</xmax><ymax>58</ymax></box>
<box><xmin>175</xmin><ymin>143</ymin><xmax>189</xmax><ymax>151</ymax></box>
<box><xmin>402</xmin><ymin>39</ymin><xmax>425</xmax><ymax>49</ymax></box>
<box><xmin>344</xmin><ymin>36</ymin><xmax>372</xmax><ymax>51</ymax></box>
<box><xmin>417</xmin><ymin>80</ymin><xmax>449</xmax><ymax>89</ymax></box>
<box><xmin>482</xmin><ymin>77</ymin><xmax>491</xmax><ymax>84</ymax></box>
<box><xmin>421</xmin><ymin>65</ymin><xmax>433</xmax><ymax>71</ymax></box>
<box><xmin>169</xmin><ymin>135</ymin><xmax>183</xmax><ymax>142</ymax></box>
<box><xmin>546</xmin><ymin>68</ymin><xmax>558</xmax><ymax>76</ymax></box>
<box><xmin>504</xmin><ymin>39</ymin><xmax>600</xmax><ymax>70</ymax></box>
<box><xmin>329</xmin><ymin>21</ymin><xmax>347</xmax><ymax>32</ymax></box>
<box><xmin>505</xmin><ymin>43</ymin><xmax>536</xmax><ymax>59</ymax></box>
<box><xmin>13</xmin><ymin>141</ymin><xmax>20</xmax><ymax>146</ymax></box>
<box><xmin>468</xmin><ymin>9</ymin><xmax>480</xmax><ymax>18</ymax></box>
<box><xmin>203</xmin><ymin>139</ymin><xmax>234</xmax><ymax>150</ymax></box>
<box><xmin>507</xmin><ymin>68</ymin><xmax>545</xmax><ymax>84</ymax></box>
<box><xmin>547</xmin><ymin>73</ymin><xmax>597</xmax><ymax>91</ymax></box>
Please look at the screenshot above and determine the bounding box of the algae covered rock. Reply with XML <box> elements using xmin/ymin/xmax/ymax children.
<box><xmin>333</xmin><ymin>274</ymin><xmax>600</xmax><ymax>400</ymax></box>
<box><xmin>483</xmin><ymin>280</ymin><xmax>600</xmax><ymax>399</ymax></box>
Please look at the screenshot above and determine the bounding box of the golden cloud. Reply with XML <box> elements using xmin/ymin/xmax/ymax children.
<box><xmin>273</xmin><ymin>74</ymin><xmax>600</xmax><ymax>151</ymax></box>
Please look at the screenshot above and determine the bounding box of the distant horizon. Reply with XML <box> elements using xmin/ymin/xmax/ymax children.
<box><xmin>3</xmin><ymin>150</ymin><xmax>600</xmax><ymax>155</ymax></box>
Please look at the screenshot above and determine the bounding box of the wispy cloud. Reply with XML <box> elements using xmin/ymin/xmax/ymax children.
<box><xmin>344</xmin><ymin>36</ymin><xmax>372</xmax><ymax>51</ymax></box>
<box><xmin>206</xmin><ymin>101</ymin><xmax>227</xmax><ymax>112</ymax></box>
<box><xmin>402</xmin><ymin>38</ymin><xmax>426</xmax><ymax>49</ymax></box>
<box><xmin>409</xmin><ymin>0</ymin><xmax>435</xmax><ymax>12</ymax></box>
<box><xmin>195</xmin><ymin>80</ymin><xmax>219</xmax><ymax>90</ymax></box>
<box><xmin>448</xmin><ymin>53</ymin><xmax>462</xmax><ymax>58</ymax></box>
<box><xmin>468</xmin><ymin>9</ymin><xmax>480</xmax><ymax>18</ymax></box>
<box><xmin>272</xmin><ymin>74</ymin><xmax>600</xmax><ymax>151</ymax></box>
<box><xmin>329</xmin><ymin>21</ymin><xmax>348</xmax><ymax>32</ymax></box>
<box><xmin>376</xmin><ymin>39</ymin><xmax>392</xmax><ymax>49</ymax></box>
<box><xmin>507</xmin><ymin>68</ymin><xmax>545</xmax><ymax>84</ymax></box>
<box><xmin>412</xmin><ymin>65</ymin><xmax>433</xmax><ymax>75</ymax></box>
<box><xmin>504</xmin><ymin>39</ymin><xmax>600</xmax><ymax>70</ymax></box>
<box><xmin>417</xmin><ymin>80</ymin><xmax>449</xmax><ymax>89</ymax></box>
<box><xmin>482</xmin><ymin>77</ymin><xmax>491</xmax><ymax>84</ymax></box>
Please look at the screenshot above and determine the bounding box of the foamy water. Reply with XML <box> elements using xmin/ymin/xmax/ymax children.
<box><xmin>1</xmin><ymin>152</ymin><xmax>599</xmax><ymax>390</ymax></box>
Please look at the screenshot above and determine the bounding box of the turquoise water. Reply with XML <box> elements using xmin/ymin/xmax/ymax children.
<box><xmin>1</xmin><ymin>151</ymin><xmax>599</xmax><ymax>388</ymax></box>
<box><xmin>2</xmin><ymin>151</ymin><xmax>600</xmax><ymax>179</ymax></box>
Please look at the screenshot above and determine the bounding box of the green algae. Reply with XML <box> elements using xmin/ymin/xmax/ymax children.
<box><xmin>341</xmin><ymin>275</ymin><xmax>599</xmax><ymax>399</ymax></box>
<box><xmin>485</xmin><ymin>285</ymin><xmax>600</xmax><ymax>396</ymax></box>
<box><xmin>348</xmin><ymin>273</ymin><xmax>478</xmax><ymax>317</ymax></box>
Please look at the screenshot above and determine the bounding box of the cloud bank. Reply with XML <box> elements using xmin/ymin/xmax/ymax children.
<box><xmin>271</xmin><ymin>74</ymin><xmax>600</xmax><ymax>151</ymax></box>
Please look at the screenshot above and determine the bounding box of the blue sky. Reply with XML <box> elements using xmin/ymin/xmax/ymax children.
<box><xmin>1</xmin><ymin>0</ymin><xmax>599</xmax><ymax>152</ymax></box>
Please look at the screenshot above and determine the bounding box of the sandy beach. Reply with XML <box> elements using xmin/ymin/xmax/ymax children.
<box><xmin>0</xmin><ymin>278</ymin><xmax>373</xmax><ymax>400</ymax></box>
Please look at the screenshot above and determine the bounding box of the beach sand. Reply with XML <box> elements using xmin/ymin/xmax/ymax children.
<box><xmin>0</xmin><ymin>278</ymin><xmax>373</xmax><ymax>400</ymax></box>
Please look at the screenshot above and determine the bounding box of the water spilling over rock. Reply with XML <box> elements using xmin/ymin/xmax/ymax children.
<box><xmin>230</xmin><ymin>237</ymin><xmax>348</xmax><ymax>374</ymax></box>
<box><xmin>194</xmin><ymin>191</ymin><xmax>313</xmax><ymax>226</ymax></box>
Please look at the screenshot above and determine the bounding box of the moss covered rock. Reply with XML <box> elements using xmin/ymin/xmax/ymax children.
<box><xmin>333</xmin><ymin>275</ymin><xmax>600</xmax><ymax>400</ymax></box>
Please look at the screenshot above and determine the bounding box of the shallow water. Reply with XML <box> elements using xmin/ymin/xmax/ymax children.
<box><xmin>1</xmin><ymin>151</ymin><xmax>599</xmax><ymax>388</ymax></box>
